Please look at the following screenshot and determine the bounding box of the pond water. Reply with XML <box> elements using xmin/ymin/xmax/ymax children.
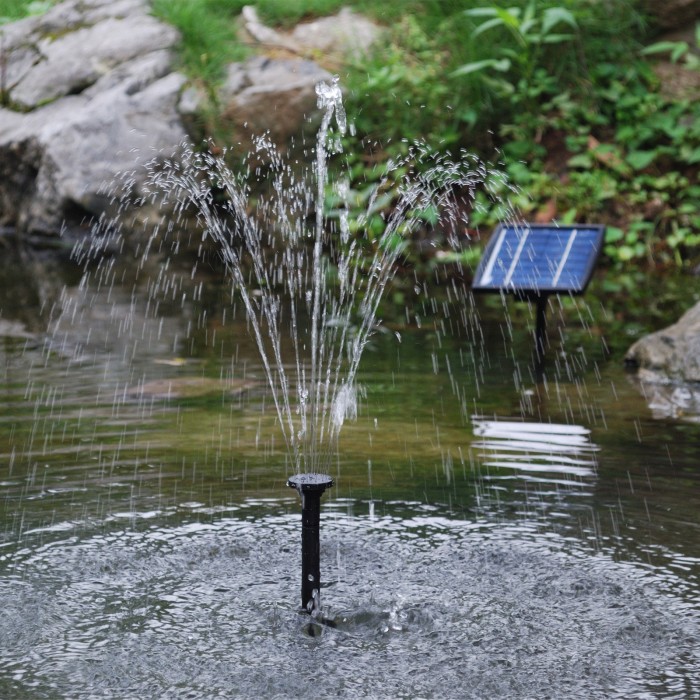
<box><xmin>1</xmin><ymin>249</ymin><xmax>699</xmax><ymax>698</ymax></box>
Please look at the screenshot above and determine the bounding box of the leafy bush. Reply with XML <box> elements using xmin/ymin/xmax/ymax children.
<box><xmin>0</xmin><ymin>0</ymin><xmax>55</xmax><ymax>23</ymax></box>
<box><xmin>453</xmin><ymin>3</ymin><xmax>579</xmax><ymax>106</ymax></box>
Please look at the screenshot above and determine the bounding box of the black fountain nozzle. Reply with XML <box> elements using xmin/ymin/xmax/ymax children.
<box><xmin>287</xmin><ymin>473</ymin><xmax>334</xmax><ymax>614</ymax></box>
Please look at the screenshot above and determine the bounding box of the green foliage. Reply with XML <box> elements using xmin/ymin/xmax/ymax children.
<box><xmin>0</xmin><ymin>0</ymin><xmax>55</xmax><ymax>23</ymax></box>
<box><xmin>5</xmin><ymin>0</ymin><xmax>698</xmax><ymax>273</ymax></box>
<box><xmin>454</xmin><ymin>2</ymin><xmax>578</xmax><ymax>104</ymax></box>
<box><xmin>470</xmin><ymin>79</ymin><xmax>700</xmax><ymax>269</ymax></box>
<box><xmin>150</xmin><ymin>0</ymin><xmax>248</xmax><ymax>84</ymax></box>
<box><xmin>585</xmin><ymin>269</ymin><xmax>699</xmax><ymax>343</ymax></box>
<box><xmin>252</xmin><ymin>0</ymin><xmax>345</xmax><ymax>27</ymax></box>
<box><xmin>452</xmin><ymin>3</ymin><xmax>700</xmax><ymax>270</ymax></box>
<box><xmin>344</xmin><ymin>15</ymin><xmax>459</xmax><ymax>147</ymax></box>
<box><xmin>640</xmin><ymin>23</ymin><xmax>700</xmax><ymax>70</ymax></box>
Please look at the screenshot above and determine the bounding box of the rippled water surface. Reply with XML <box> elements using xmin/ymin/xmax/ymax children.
<box><xmin>1</xmin><ymin>251</ymin><xmax>700</xmax><ymax>698</ymax></box>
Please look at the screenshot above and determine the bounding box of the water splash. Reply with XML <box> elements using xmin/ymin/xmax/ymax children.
<box><xmin>70</xmin><ymin>78</ymin><xmax>503</xmax><ymax>475</ymax></box>
<box><xmin>1</xmin><ymin>506</ymin><xmax>697</xmax><ymax>699</ymax></box>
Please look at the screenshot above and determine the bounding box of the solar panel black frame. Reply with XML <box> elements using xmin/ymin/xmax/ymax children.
<box><xmin>471</xmin><ymin>223</ymin><xmax>605</xmax><ymax>299</ymax></box>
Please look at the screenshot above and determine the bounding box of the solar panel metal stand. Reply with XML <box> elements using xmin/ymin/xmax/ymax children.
<box><xmin>535</xmin><ymin>294</ymin><xmax>548</xmax><ymax>361</ymax></box>
<box><xmin>471</xmin><ymin>223</ymin><xmax>605</xmax><ymax>377</ymax></box>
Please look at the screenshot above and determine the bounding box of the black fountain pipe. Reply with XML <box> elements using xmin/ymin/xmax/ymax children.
<box><xmin>287</xmin><ymin>473</ymin><xmax>334</xmax><ymax>613</ymax></box>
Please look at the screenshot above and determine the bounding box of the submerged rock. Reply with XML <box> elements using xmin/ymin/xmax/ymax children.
<box><xmin>633</xmin><ymin>377</ymin><xmax>700</xmax><ymax>423</ymax></box>
<box><xmin>625</xmin><ymin>301</ymin><xmax>700</xmax><ymax>384</ymax></box>
<box><xmin>0</xmin><ymin>318</ymin><xmax>35</xmax><ymax>340</ymax></box>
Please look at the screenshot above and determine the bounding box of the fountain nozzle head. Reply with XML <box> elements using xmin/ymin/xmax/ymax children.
<box><xmin>287</xmin><ymin>473</ymin><xmax>334</xmax><ymax>495</ymax></box>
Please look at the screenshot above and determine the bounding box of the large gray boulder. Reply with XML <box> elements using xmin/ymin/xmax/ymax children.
<box><xmin>625</xmin><ymin>301</ymin><xmax>700</xmax><ymax>383</ymax></box>
<box><xmin>240</xmin><ymin>5</ymin><xmax>382</xmax><ymax>61</ymax></box>
<box><xmin>5</xmin><ymin>7</ymin><xmax>178</xmax><ymax>109</ymax></box>
<box><xmin>0</xmin><ymin>1</ymin><xmax>382</xmax><ymax>239</ymax></box>
<box><xmin>216</xmin><ymin>56</ymin><xmax>332</xmax><ymax>155</ymax></box>
<box><xmin>0</xmin><ymin>0</ymin><xmax>188</xmax><ymax>237</ymax></box>
<box><xmin>210</xmin><ymin>6</ymin><xmax>382</xmax><ymax>155</ymax></box>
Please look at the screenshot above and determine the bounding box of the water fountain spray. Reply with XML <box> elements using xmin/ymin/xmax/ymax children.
<box><xmin>74</xmin><ymin>75</ymin><xmax>505</xmax><ymax>614</ymax></box>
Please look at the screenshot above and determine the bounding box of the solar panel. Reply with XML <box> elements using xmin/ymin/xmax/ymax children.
<box><xmin>472</xmin><ymin>224</ymin><xmax>605</xmax><ymax>298</ymax></box>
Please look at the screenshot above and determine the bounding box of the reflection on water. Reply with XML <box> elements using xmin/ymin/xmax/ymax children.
<box><xmin>634</xmin><ymin>372</ymin><xmax>700</xmax><ymax>423</ymax></box>
<box><xmin>1</xmin><ymin>251</ymin><xmax>700</xmax><ymax>697</ymax></box>
<box><xmin>473</xmin><ymin>418</ymin><xmax>598</xmax><ymax>477</ymax></box>
<box><xmin>471</xmin><ymin>418</ymin><xmax>598</xmax><ymax>517</ymax></box>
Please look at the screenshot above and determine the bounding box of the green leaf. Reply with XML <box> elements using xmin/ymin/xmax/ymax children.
<box><xmin>520</xmin><ymin>18</ymin><xmax>536</xmax><ymax>37</ymax></box>
<box><xmin>640</xmin><ymin>41</ymin><xmax>684</xmax><ymax>56</ymax></box>
<box><xmin>504</xmin><ymin>160</ymin><xmax>532</xmax><ymax>183</ymax></box>
<box><xmin>671</xmin><ymin>42</ymin><xmax>690</xmax><ymax>63</ymax></box>
<box><xmin>617</xmin><ymin>245</ymin><xmax>638</xmax><ymax>262</ymax></box>
<box><xmin>416</xmin><ymin>205</ymin><xmax>439</xmax><ymax>225</ymax></box>
<box><xmin>542</xmin><ymin>7</ymin><xmax>577</xmax><ymax>35</ymax></box>
<box><xmin>504</xmin><ymin>140</ymin><xmax>536</xmax><ymax>162</ymax></box>
<box><xmin>451</xmin><ymin>58</ymin><xmax>511</xmax><ymax>77</ymax></box>
<box><xmin>499</xmin><ymin>47</ymin><xmax>520</xmax><ymax>60</ymax></box>
<box><xmin>626</xmin><ymin>150</ymin><xmax>657</xmax><ymax>170</ymax></box>
<box><xmin>605</xmin><ymin>227</ymin><xmax>624</xmax><ymax>243</ymax></box>
<box><xmin>625</xmin><ymin>229</ymin><xmax>639</xmax><ymax>244</ymax></box>
<box><xmin>472</xmin><ymin>17</ymin><xmax>508</xmax><ymax>38</ymax></box>
<box><xmin>464</xmin><ymin>8</ymin><xmax>499</xmax><ymax>18</ymax></box>
<box><xmin>682</xmin><ymin>146</ymin><xmax>700</xmax><ymax>164</ymax></box>
<box><xmin>459</xmin><ymin>108</ymin><xmax>478</xmax><ymax>127</ymax></box>
<box><xmin>567</xmin><ymin>153</ymin><xmax>593</xmax><ymax>169</ymax></box>
<box><xmin>497</xmin><ymin>7</ymin><xmax>522</xmax><ymax>27</ymax></box>
<box><xmin>481</xmin><ymin>74</ymin><xmax>515</xmax><ymax>95</ymax></box>
<box><xmin>542</xmin><ymin>33</ymin><xmax>575</xmax><ymax>44</ymax></box>
<box><xmin>561</xmin><ymin>209</ymin><xmax>578</xmax><ymax>225</ymax></box>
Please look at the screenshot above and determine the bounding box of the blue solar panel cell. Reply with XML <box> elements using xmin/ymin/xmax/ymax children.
<box><xmin>472</xmin><ymin>224</ymin><xmax>605</xmax><ymax>297</ymax></box>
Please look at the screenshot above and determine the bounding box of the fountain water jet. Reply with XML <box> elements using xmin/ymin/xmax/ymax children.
<box><xmin>73</xmin><ymin>76</ymin><xmax>494</xmax><ymax>478</ymax></box>
<box><xmin>68</xmin><ymin>76</ymin><xmax>506</xmax><ymax>610</ymax></box>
